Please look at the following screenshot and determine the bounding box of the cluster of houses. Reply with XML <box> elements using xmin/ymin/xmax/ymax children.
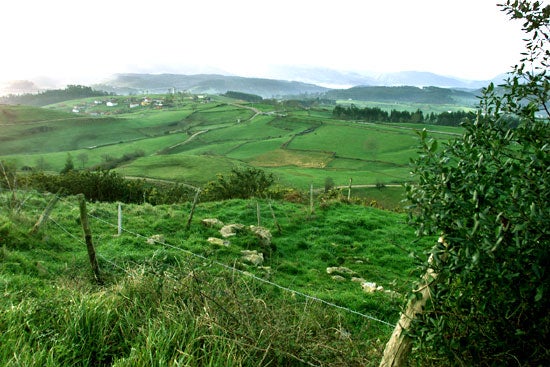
<box><xmin>71</xmin><ymin>96</ymin><xmax>170</xmax><ymax>114</ymax></box>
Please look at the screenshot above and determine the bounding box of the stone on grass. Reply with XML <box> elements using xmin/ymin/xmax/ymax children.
<box><xmin>202</xmin><ymin>218</ymin><xmax>224</xmax><ymax>228</ymax></box>
<box><xmin>207</xmin><ymin>237</ymin><xmax>229</xmax><ymax>247</ymax></box>
<box><xmin>249</xmin><ymin>225</ymin><xmax>272</xmax><ymax>247</ymax></box>
<box><xmin>241</xmin><ymin>250</ymin><xmax>264</xmax><ymax>266</ymax></box>
<box><xmin>146</xmin><ymin>234</ymin><xmax>165</xmax><ymax>244</ymax></box>
<box><xmin>326</xmin><ymin>266</ymin><xmax>356</xmax><ymax>276</ymax></box>
<box><xmin>220</xmin><ymin>224</ymin><xmax>245</xmax><ymax>238</ymax></box>
<box><xmin>331</xmin><ymin>275</ymin><xmax>347</xmax><ymax>282</ymax></box>
<box><xmin>361</xmin><ymin>281</ymin><xmax>378</xmax><ymax>293</ymax></box>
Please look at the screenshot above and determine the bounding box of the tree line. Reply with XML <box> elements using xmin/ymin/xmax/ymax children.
<box><xmin>332</xmin><ymin>104</ymin><xmax>479</xmax><ymax>126</ymax></box>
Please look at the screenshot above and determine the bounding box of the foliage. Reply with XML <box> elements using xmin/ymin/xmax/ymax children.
<box><xmin>59</xmin><ymin>153</ymin><xmax>75</xmax><ymax>174</ymax></box>
<box><xmin>406</xmin><ymin>1</ymin><xmax>550</xmax><ymax>365</ymax></box>
<box><xmin>22</xmin><ymin>170</ymin><xmax>195</xmax><ymax>205</ymax></box>
<box><xmin>203</xmin><ymin>167</ymin><xmax>275</xmax><ymax>200</ymax></box>
<box><xmin>223</xmin><ymin>90</ymin><xmax>263</xmax><ymax>102</ymax></box>
<box><xmin>333</xmin><ymin>104</ymin><xmax>477</xmax><ymax>126</ymax></box>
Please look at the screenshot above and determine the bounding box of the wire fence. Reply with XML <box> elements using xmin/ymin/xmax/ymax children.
<box><xmin>4</xmin><ymin>190</ymin><xmax>397</xmax><ymax>329</ymax></box>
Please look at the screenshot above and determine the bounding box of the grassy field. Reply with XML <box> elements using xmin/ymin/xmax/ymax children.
<box><xmin>0</xmin><ymin>190</ymin><xmax>433</xmax><ymax>366</ymax></box>
<box><xmin>0</xmin><ymin>93</ymin><xmax>469</xmax><ymax>365</ymax></box>
<box><xmin>0</xmin><ymin>96</ymin><xmax>464</xmax><ymax>201</ymax></box>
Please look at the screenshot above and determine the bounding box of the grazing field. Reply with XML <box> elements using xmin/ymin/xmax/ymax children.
<box><xmin>0</xmin><ymin>96</ymin><xmax>463</xmax><ymax>197</ymax></box>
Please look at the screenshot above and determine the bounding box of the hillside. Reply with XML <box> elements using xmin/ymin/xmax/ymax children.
<box><xmin>94</xmin><ymin>73</ymin><xmax>329</xmax><ymax>98</ymax></box>
<box><xmin>324</xmin><ymin>85</ymin><xmax>480</xmax><ymax>106</ymax></box>
<box><xmin>0</xmin><ymin>190</ymin><xmax>432</xmax><ymax>366</ymax></box>
<box><xmin>0</xmin><ymin>99</ymin><xmax>463</xmax><ymax>193</ymax></box>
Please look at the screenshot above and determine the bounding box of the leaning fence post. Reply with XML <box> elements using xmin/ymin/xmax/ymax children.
<box><xmin>30</xmin><ymin>192</ymin><xmax>60</xmax><ymax>234</ymax></box>
<box><xmin>186</xmin><ymin>188</ymin><xmax>201</xmax><ymax>230</ymax></box>
<box><xmin>78</xmin><ymin>194</ymin><xmax>102</xmax><ymax>285</ymax></box>
<box><xmin>379</xmin><ymin>237</ymin><xmax>448</xmax><ymax>367</ymax></box>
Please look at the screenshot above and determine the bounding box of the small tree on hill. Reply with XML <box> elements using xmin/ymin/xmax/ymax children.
<box><xmin>404</xmin><ymin>1</ymin><xmax>549</xmax><ymax>365</ymax></box>
<box><xmin>60</xmin><ymin>153</ymin><xmax>75</xmax><ymax>174</ymax></box>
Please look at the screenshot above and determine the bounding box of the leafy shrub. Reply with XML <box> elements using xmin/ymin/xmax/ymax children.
<box><xmin>202</xmin><ymin>167</ymin><xmax>274</xmax><ymax>200</ymax></box>
<box><xmin>406</xmin><ymin>2</ymin><xmax>550</xmax><ymax>365</ymax></box>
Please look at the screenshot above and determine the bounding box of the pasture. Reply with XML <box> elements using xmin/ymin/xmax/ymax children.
<box><xmin>0</xmin><ymin>95</ymin><xmax>463</xmax><ymax>194</ymax></box>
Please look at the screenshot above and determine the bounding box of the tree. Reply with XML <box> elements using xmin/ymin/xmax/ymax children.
<box><xmin>77</xmin><ymin>153</ymin><xmax>89</xmax><ymax>169</ymax></box>
<box><xmin>60</xmin><ymin>153</ymin><xmax>74</xmax><ymax>174</ymax></box>
<box><xmin>403</xmin><ymin>1</ymin><xmax>549</xmax><ymax>365</ymax></box>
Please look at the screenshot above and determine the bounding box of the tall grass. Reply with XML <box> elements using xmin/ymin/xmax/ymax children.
<box><xmin>0</xmin><ymin>191</ymin><xmax>432</xmax><ymax>366</ymax></box>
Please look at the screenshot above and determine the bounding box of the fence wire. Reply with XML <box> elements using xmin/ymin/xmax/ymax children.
<box><xmin>45</xmin><ymin>194</ymin><xmax>395</xmax><ymax>328</ymax></box>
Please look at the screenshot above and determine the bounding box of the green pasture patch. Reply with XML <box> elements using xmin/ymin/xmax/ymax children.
<box><xmin>116</xmin><ymin>154</ymin><xmax>239</xmax><ymax>184</ymax></box>
<box><xmin>225</xmin><ymin>138</ymin><xmax>287</xmax><ymax>160</ymax></box>
<box><xmin>0</xmin><ymin>104</ymin><xmax>74</xmax><ymax>124</ymax></box>
<box><xmin>196</xmin><ymin>115</ymin><xmax>284</xmax><ymax>143</ymax></box>
<box><xmin>183</xmin><ymin>105</ymin><xmax>254</xmax><ymax>128</ymax></box>
<box><xmin>288</xmin><ymin>123</ymin><xmax>420</xmax><ymax>162</ymax></box>
<box><xmin>250</xmin><ymin>148</ymin><xmax>334</xmax><ymax>168</ymax></box>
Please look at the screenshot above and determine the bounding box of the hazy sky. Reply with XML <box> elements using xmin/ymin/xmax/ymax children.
<box><xmin>0</xmin><ymin>0</ymin><xmax>534</xmax><ymax>85</ymax></box>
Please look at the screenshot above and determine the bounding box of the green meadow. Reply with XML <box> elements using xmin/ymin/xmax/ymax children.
<box><xmin>0</xmin><ymin>97</ymin><xmax>462</xmax><ymax>193</ymax></box>
<box><xmin>0</xmin><ymin>190</ymin><xmax>433</xmax><ymax>366</ymax></box>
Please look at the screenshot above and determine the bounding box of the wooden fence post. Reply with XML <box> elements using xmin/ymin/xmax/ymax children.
<box><xmin>348</xmin><ymin>177</ymin><xmax>353</xmax><ymax>200</ymax></box>
<box><xmin>186</xmin><ymin>188</ymin><xmax>201</xmax><ymax>230</ymax></box>
<box><xmin>256</xmin><ymin>201</ymin><xmax>261</xmax><ymax>226</ymax></box>
<box><xmin>78</xmin><ymin>194</ymin><xmax>102</xmax><ymax>285</ymax></box>
<box><xmin>30</xmin><ymin>193</ymin><xmax>60</xmax><ymax>234</ymax></box>
<box><xmin>117</xmin><ymin>203</ymin><xmax>122</xmax><ymax>236</ymax></box>
<box><xmin>268</xmin><ymin>201</ymin><xmax>282</xmax><ymax>234</ymax></box>
<box><xmin>309</xmin><ymin>184</ymin><xmax>314</xmax><ymax>216</ymax></box>
<box><xmin>379</xmin><ymin>238</ymin><xmax>448</xmax><ymax>367</ymax></box>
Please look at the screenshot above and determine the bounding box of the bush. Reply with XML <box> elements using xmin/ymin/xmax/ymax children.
<box><xmin>202</xmin><ymin>167</ymin><xmax>274</xmax><ymax>200</ymax></box>
<box><xmin>406</xmin><ymin>1</ymin><xmax>550</xmax><ymax>365</ymax></box>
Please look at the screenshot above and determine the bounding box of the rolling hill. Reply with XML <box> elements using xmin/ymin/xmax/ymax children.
<box><xmin>93</xmin><ymin>73</ymin><xmax>329</xmax><ymax>98</ymax></box>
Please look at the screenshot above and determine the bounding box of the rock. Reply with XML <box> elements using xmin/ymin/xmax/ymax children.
<box><xmin>241</xmin><ymin>250</ymin><xmax>264</xmax><ymax>266</ymax></box>
<box><xmin>351</xmin><ymin>277</ymin><xmax>366</xmax><ymax>284</ymax></box>
<box><xmin>202</xmin><ymin>218</ymin><xmax>224</xmax><ymax>228</ymax></box>
<box><xmin>249</xmin><ymin>225</ymin><xmax>272</xmax><ymax>247</ymax></box>
<box><xmin>220</xmin><ymin>224</ymin><xmax>245</xmax><ymax>238</ymax></box>
<box><xmin>361</xmin><ymin>281</ymin><xmax>378</xmax><ymax>293</ymax></box>
<box><xmin>331</xmin><ymin>275</ymin><xmax>347</xmax><ymax>282</ymax></box>
<box><xmin>146</xmin><ymin>234</ymin><xmax>164</xmax><ymax>244</ymax></box>
<box><xmin>207</xmin><ymin>237</ymin><xmax>229</xmax><ymax>247</ymax></box>
<box><xmin>326</xmin><ymin>266</ymin><xmax>356</xmax><ymax>276</ymax></box>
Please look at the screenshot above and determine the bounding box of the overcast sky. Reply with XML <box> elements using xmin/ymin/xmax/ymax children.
<box><xmin>0</xmin><ymin>0</ymin><xmax>534</xmax><ymax>85</ymax></box>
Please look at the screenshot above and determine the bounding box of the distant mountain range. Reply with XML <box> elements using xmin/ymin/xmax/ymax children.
<box><xmin>261</xmin><ymin>66</ymin><xmax>506</xmax><ymax>90</ymax></box>
<box><xmin>2</xmin><ymin>67</ymin><xmax>505</xmax><ymax>104</ymax></box>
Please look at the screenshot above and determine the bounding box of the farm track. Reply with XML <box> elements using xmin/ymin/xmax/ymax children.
<box><xmin>155</xmin><ymin>130</ymin><xmax>208</xmax><ymax>155</ymax></box>
<box><xmin>355</xmin><ymin>121</ymin><xmax>461</xmax><ymax>136</ymax></box>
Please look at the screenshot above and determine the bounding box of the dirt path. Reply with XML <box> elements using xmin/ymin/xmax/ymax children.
<box><xmin>154</xmin><ymin>129</ymin><xmax>208</xmax><ymax>155</ymax></box>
